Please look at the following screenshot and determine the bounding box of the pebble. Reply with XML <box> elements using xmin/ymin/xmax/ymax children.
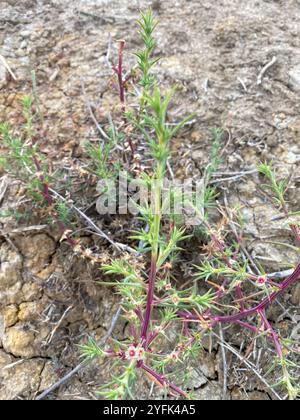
<box><xmin>0</xmin><ymin>316</ymin><xmax>4</xmax><ymax>340</ymax></box>
<box><xmin>191</xmin><ymin>150</ymin><xmax>205</xmax><ymax>161</ymax></box>
<box><xmin>20</xmin><ymin>30</ymin><xmax>31</xmax><ymax>39</ymax></box>
<box><xmin>15</xmin><ymin>49</ymin><xmax>26</xmax><ymax>57</ymax></box>
<box><xmin>0</xmin><ymin>62</ymin><xmax>6</xmax><ymax>88</ymax></box>
<box><xmin>289</xmin><ymin>65</ymin><xmax>300</xmax><ymax>91</ymax></box>
<box><xmin>291</xmin><ymin>283</ymin><xmax>300</xmax><ymax>305</ymax></box>
<box><xmin>20</xmin><ymin>39</ymin><xmax>27</xmax><ymax>50</ymax></box>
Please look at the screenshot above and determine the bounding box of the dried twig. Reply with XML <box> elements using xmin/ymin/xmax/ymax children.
<box><xmin>223</xmin><ymin>193</ymin><xmax>261</xmax><ymax>275</ymax></box>
<box><xmin>212</xmin><ymin>331</ymin><xmax>282</xmax><ymax>400</ymax></box>
<box><xmin>49</xmin><ymin>187</ymin><xmax>137</xmax><ymax>254</ymax></box>
<box><xmin>78</xmin><ymin>11</ymin><xmax>135</xmax><ymax>24</ymax></box>
<box><xmin>257</xmin><ymin>56</ymin><xmax>277</xmax><ymax>85</ymax></box>
<box><xmin>210</xmin><ymin>169</ymin><xmax>257</xmax><ymax>184</ymax></box>
<box><xmin>8</xmin><ymin>225</ymin><xmax>48</xmax><ymax>234</ymax></box>
<box><xmin>0</xmin><ymin>54</ymin><xmax>17</xmax><ymax>80</ymax></box>
<box><xmin>0</xmin><ymin>176</ymin><xmax>8</xmax><ymax>205</ymax></box>
<box><xmin>237</xmin><ymin>77</ymin><xmax>247</xmax><ymax>92</ymax></box>
<box><xmin>203</xmin><ymin>78</ymin><xmax>209</xmax><ymax>92</ymax></box>
<box><xmin>80</xmin><ymin>78</ymin><xmax>110</xmax><ymax>141</ymax></box>
<box><xmin>166</xmin><ymin>159</ymin><xmax>175</xmax><ymax>181</ymax></box>
<box><xmin>219</xmin><ymin>325</ymin><xmax>229</xmax><ymax>400</ymax></box>
<box><xmin>105</xmin><ymin>33</ymin><xmax>113</xmax><ymax>69</ymax></box>
<box><xmin>46</xmin><ymin>306</ymin><xmax>73</xmax><ymax>345</ymax></box>
<box><xmin>1</xmin><ymin>234</ymin><xmax>21</xmax><ymax>255</ymax></box>
<box><xmin>2</xmin><ymin>359</ymin><xmax>24</xmax><ymax>370</ymax></box>
<box><xmin>267</xmin><ymin>269</ymin><xmax>294</xmax><ymax>280</ymax></box>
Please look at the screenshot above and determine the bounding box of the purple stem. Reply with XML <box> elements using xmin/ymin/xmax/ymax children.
<box><xmin>32</xmin><ymin>155</ymin><xmax>77</xmax><ymax>248</ymax></box>
<box><xmin>146</xmin><ymin>321</ymin><xmax>171</xmax><ymax>348</ymax></box>
<box><xmin>212</xmin><ymin>262</ymin><xmax>300</xmax><ymax>325</ymax></box>
<box><xmin>140</xmin><ymin>363</ymin><xmax>187</xmax><ymax>398</ymax></box>
<box><xmin>112</xmin><ymin>40</ymin><xmax>135</xmax><ymax>156</ymax></box>
<box><xmin>259</xmin><ymin>309</ymin><xmax>283</xmax><ymax>359</ymax></box>
<box><xmin>235</xmin><ymin>284</ymin><xmax>245</xmax><ymax>311</ymax></box>
<box><xmin>178</xmin><ymin>262</ymin><xmax>300</xmax><ymax>325</ymax></box>
<box><xmin>290</xmin><ymin>224</ymin><xmax>300</xmax><ymax>247</ymax></box>
<box><xmin>235</xmin><ymin>320</ymin><xmax>262</xmax><ymax>334</ymax></box>
<box><xmin>141</xmin><ymin>257</ymin><xmax>157</xmax><ymax>344</ymax></box>
<box><xmin>113</xmin><ymin>40</ymin><xmax>126</xmax><ymax>108</ymax></box>
<box><xmin>135</xmin><ymin>308</ymin><xmax>144</xmax><ymax>323</ymax></box>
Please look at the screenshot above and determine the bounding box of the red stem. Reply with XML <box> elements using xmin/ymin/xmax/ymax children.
<box><xmin>112</xmin><ymin>40</ymin><xmax>135</xmax><ymax>156</ymax></box>
<box><xmin>112</xmin><ymin>40</ymin><xmax>126</xmax><ymax>109</ymax></box>
<box><xmin>146</xmin><ymin>321</ymin><xmax>171</xmax><ymax>348</ymax></box>
<box><xmin>135</xmin><ymin>308</ymin><xmax>144</xmax><ymax>323</ymax></box>
<box><xmin>235</xmin><ymin>284</ymin><xmax>245</xmax><ymax>311</ymax></box>
<box><xmin>140</xmin><ymin>363</ymin><xmax>187</xmax><ymax>398</ymax></box>
<box><xmin>141</xmin><ymin>257</ymin><xmax>157</xmax><ymax>345</ymax></box>
<box><xmin>32</xmin><ymin>155</ymin><xmax>77</xmax><ymax>248</ymax></box>
<box><xmin>235</xmin><ymin>320</ymin><xmax>262</xmax><ymax>334</ymax></box>
<box><xmin>212</xmin><ymin>262</ymin><xmax>300</xmax><ymax>325</ymax></box>
<box><xmin>117</xmin><ymin>40</ymin><xmax>126</xmax><ymax>108</ymax></box>
<box><xmin>259</xmin><ymin>309</ymin><xmax>283</xmax><ymax>359</ymax></box>
<box><xmin>290</xmin><ymin>223</ymin><xmax>300</xmax><ymax>247</ymax></box>
<box><xmin>178</xmin><ymin>262</ymin><xmax>300</xmax><ymax>325</ymax></box>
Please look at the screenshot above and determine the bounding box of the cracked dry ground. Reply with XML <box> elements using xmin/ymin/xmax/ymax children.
<box><xmin>1</xmin><ymin>0</ymin><xmax>300</xmax><ymax>400</ymax></box>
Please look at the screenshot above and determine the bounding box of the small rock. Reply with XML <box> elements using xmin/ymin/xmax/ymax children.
<box><xmin>5</xmin><ymin>93</ymin><xmax>17</xmax><ymax>106</ymax></box>
<box><xmin>151</xmin><ymin>0</ymin><xmax>161</xmax><ymax>11</ymax></box>
<box><xmin>191</xmin><ymin>150</ymin><xmax>205</xmax><ymax>161</ymax></box>
<box><xmin>0</xmin><ymin>245</ymin><xmax>22</xmax><ymax>288</ymax></box>
<box><xmin>0</xmin><ymin>359</ymin><xmax>44</xmax><ymax>400</ymax></box>
<box><xmin>0</xmin><ymin>281</ymin><xmax>23</xmax><ymax>306</ymax></box>
<box><xmin>3</xmin><ymin>305</ymin><xmax>18</xmax><ymax>327</ymax></box>
<box><xmin>187</xmin><ymin>368</ymin><xmax>208</xmax><ymax>389</ymax></box>
<box><xmin>57</xmin><ymin>57</ymin><xmax>71</xmax><ymax>68</ymax></box>
<box><xmin>0</xmin><ymin>349</ymin><xmax>12</xmax><ymax>368</ymax></box>
<box><xmin>0</xmin><ymin>61</ymin><xmax>6</xmax><ymax>88</ymax></box>
<box><xmin>237</xmin><ymin>179</ymin><xmax>257</xmax><ymax>197</ymax></box>
<box><xmin>0</xmin><ymin>315</ymin><xmax>4</xmax><ymax>340</ymax></box>
<box><xmin>18</xmin><ymin>234</ymin><xmax>56</xmax><ymax>275</ymax></box>
<box><xmin>15</xmin><ymin>49</ymin><xmax>26</xmax><ymax>58</ymax></box>
<box><xmin>291</xmin><ymin>323</ymin><xmax>300</xmax><ymax>340</ymax></box>
<box><xmin>198</xmin><ymin>350</ymin><xmax>217</xmax><ymax>379</ymax></box>
<box><xmin>291</xmin><ymin>283</ymin><xmax>300</xmax><ymax>305</ymax></box>
<box><xmin>266</xmin><ymin>304</ymin><xmax>282</xmax><ymax>322</ymax></box>
<box><xmin>289</xmin><ymin>65</ymin><xmax>300</xmax><ymax>91</ymax></box>
<box><xmin>0</xmin><ymin>244</ymin><xmax>23</xmax><ymax>305</ymax></box>
<box><xmin>49</xmin><ymin>67</ymin><xmax>59</xmax><ymax>82</ymax></box>
<box><xmin>2</xmin><ymin>326</ymin><xmax>36</xmax><ymax>358</ymax></box>
<box><xmin>48</xmin><ymin>51</ymin><xmax>64</xmax><ymax>66</ymax></box>
<box><xmin>20</xmin><ymin>40</ymin><xmax>27</xmax><ymax>50</ymax></box>
<box><xmin>39</xmin><ymin>361</ymin><xmax>60</xmax><ymax>392</ymax></box>
<box><xmin>22</xmin><ymin>282</ymin><xmax>43</xmax><ymax>301</ymax></box>
<box><xmin>20</xmin><ymin>30</ymin><xmax>31</xmax><ymax>38</ymax></box>
<box><xmin>231</xmin><ymin>387</ymin><xmax>270</xmax><ymax>400</ymax></box>
<box><xmin>193</xmin><ymin>382</ymin><xmax>223</xmax><ymax>400</ymax></box>
<box><xmin>18</xmin><ymin>301</ymin><xmax>43</xmax><ymax>322</ymax></box>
